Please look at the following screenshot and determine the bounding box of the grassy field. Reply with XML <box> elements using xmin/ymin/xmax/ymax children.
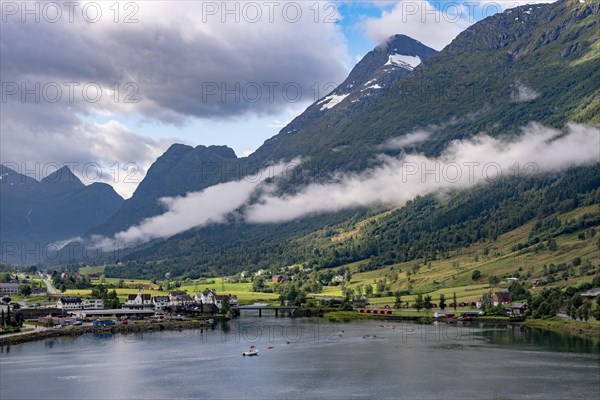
<box><xmin>39</xmin><ymin>204</ymin><xmax>598</xmax><ymax>311</ymax></box>
<box><xmin>62</xmin><ymin>277</ymin><xmax>279</xmax><ymax>303</ymax></box>
<box><xmin>316</xmin><ymin>203</ymin><xmax>599</xmax><ymax>305</ymax></box>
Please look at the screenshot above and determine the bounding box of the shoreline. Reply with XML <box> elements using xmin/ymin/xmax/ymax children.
<box><xmin>3</xmin><ymin>312</ymin><xmax>598</xmax><ymax>346</ymax></box>
<box><xmin>0</xmin><ymin>318</ymin><xmax>225</xmax><ymax>347</ymax></box>
<box><xmin>515</xmin><ymin>317</ymin><xmax>600</xmax><ymax>339</ymax></box>
<box><xmin>323</xmin><ymin>311</ymin><xmax>600</xmax><ymax>340</ymax></box>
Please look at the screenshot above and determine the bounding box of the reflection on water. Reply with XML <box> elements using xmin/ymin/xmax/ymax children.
<box><xmin>1</xmin><ymin>318</ymin><xmax>598</xmax><ymax>400</ymax></box>
<box><xmin>477</xmin><ymin>323</ymin><xmax>599</xmax><ymax>353</ymax></box>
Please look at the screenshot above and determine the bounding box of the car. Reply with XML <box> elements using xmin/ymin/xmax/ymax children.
<box><xmin>54</xmin><ymin>324</ymin><xmax>63</xmax><ymax>329</ymax></box>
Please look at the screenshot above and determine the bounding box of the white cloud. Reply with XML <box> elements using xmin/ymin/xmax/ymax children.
<box><xmin>245</xmin><ymin>123</ymin><xmax>600</xmax><ymax>223</ymax></box>
<box><xmin>1</xmin><ymin>1</ymin><xmax>351</xmax><ymax>196</ymax></box>
<box><xmin>94</xmin><ymin>160</ymin><xmax>298</xmax><ymax>247</ymax></box>
<box><xmin>385</xmin><ymin>130</ymin><xmax>431</xmax><ymax>149</ymax></box>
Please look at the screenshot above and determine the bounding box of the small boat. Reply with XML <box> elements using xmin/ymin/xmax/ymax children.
<box><xmin>243</xmin><ymin>346</ymin><xmax>259</xmax><ymax>356</ymax></box>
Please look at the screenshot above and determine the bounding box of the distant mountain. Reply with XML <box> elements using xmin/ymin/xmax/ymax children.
<box><xmin>0</xmin><ymin>165</ymin><xmax>123</xmax><ymax>264</ymax></box>
<box><xmin>89</xmin><ymin>144</ymin><xmax>239</xmax><ymax>236</ymax></box>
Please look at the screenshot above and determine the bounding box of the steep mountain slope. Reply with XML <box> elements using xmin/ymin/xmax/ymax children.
<box><xmin>250</xmin><ymin>34</ymin><xmax>437</xmax><ymax>165</ymax></box>
<box><xmin>252</xmin><ymin>0</ymin><xmax>600</xmax><ymax>177</ymax></box>
<box><xmin>0</xmin><ymin>165</ymin><xmax>123</xmax><ymax>263</ymax></box>
<box><xmin>107</xmin><ymin>0</ymin><xmax>600</xmax><ymax>278</ymax></box>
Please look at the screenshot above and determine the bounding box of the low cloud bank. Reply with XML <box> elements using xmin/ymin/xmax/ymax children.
<box><xmin>94</xmin><ymin>123</ymin><xmax>599</xmax><ymax>247</ymax></box>
<box><xmin>245</xmin><ymin>123</ymin><xmax>599</xmax><ymax>222</ymax></box>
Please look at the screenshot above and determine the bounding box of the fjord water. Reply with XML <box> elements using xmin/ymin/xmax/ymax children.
<box><xmin>1</xmin><ymin>318</ymin><xmax>598</xmax><ymax>400</ymax></box>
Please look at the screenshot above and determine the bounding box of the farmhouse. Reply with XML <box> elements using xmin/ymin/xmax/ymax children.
<box><xmin>493</xmin><ymin>292</ymin><xmax>512</xmax><ymax>306</ymax></box>
<box><xmin>507</xmin><ymin>303</ymin><xmax>529</xmax><ymax>315</ymax></box>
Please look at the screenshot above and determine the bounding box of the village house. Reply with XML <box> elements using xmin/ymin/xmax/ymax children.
<box><xmin>507</xmin><ymin>303</ymin><xmax>529</xmax><ymax>316</ymax></box>
<box><xmin>124</xmin><ymin>289</ymin><xmax>153</xmax><ymax>309</ymax></box>
<box><xmin>506</xmin><ymin>277</ymin><xmax>519</xmax><ymax>284</ymax></box>
<box><xmin>169</xmin><ymin>290</ymin><xmax>193</xmax><ymax>306</ymax></box>
<box><xmin>493</xmin><ymin>292</ymin><xmax>512</xmax><ymax>306</ymax></box>
<box><xmin>195</xmin><ymin>289</ymin><xmax>217</xmax><ymax>305</ymax></box>
<box><xmin>82</xmin><ymin>299</ymin><xmax>104</xmax><ymax>309</ymax></box>
<box><xmin>255</xmin><ymin>269</ymin><xmax>266</xmax><ymax>276</ymax></box>
<box><xmin>57</xmin><ymin>297</ymin><xmax>104</xmax><ymax>310</ymax></box>
<box><xmin>215</xmin><ymin>294</ymin><xmax>237</xmax><ymax>309</ymax></box>
<box><xmin>152</xmin><ymin>296</ymin><xmax>170</xmax><ymax>310</ymax></box>
<box><xmin>0</xmin><ymin>283</ymin><xmax>20</xmax><ymax>296</ymax></box>
<box><xmin>272</xmin><ymin>275</ymin><xmax>284</xmax><ymax>283</ymax></box>
<box><xmin>530</xmin><ymin>277</ymin><xmax>548</xmax><ymax>286</ymax></box>
<box><xmin>331</xmin><ymin>275</ymin><xmax>344</xmax><ymax>283</ymax></box>
<box><xmin>56</xmin><ymin>297</ymin><xmax>83</xmax><ymax>310</ymax></box>
<box><xmin>194</xmin><ymin>290</ymin><xmax>237</xmax><ymax>309</ymax></box>
<box><xmin>31</xmin><ymin>287</ymin><xmax>47</xmax><ymax>296</ymax></box>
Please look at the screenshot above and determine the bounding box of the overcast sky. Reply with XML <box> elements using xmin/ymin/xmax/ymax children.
<box><xmin>1</xmin><ymin>0</ymin><xmax>553</xmax><ymax>197</ymax></box>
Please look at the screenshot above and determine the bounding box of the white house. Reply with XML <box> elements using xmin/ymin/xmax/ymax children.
<box><xmin>169</xmin><ymin>291</ymin><xmax>193</xmax><ymax>306</ymax></box>
<box><xmin>0</xmin><ymin>283</ymin><xmax>20</xmax><ymax>296</ymax></box>
<box><xmin>152</xmin><ymin>296</ymin><xmax>170</xmax><ymax>310</ymax></box>
<box><xmin>195</xmin><ymin>289</ymin><xmax>217</xmax><ymax>305</ymax></box>
<box><xmin>195</xmin><ymin>290</ymin><xmax>237</xmax><ymax>309</ymax></box>
<box><xmin>124</xmin><ymin>289</ymin><xmax>153</xmax><ymax>309</ymax></box>
<box><xmin>255</xmin><ymin>269</ymin><xmax>266</xmax><ymax>276</ymax></box>
<box><xmin>57</xmin><ymin>297</ymin><xmax>83</xmax><ymax>310</ymax></box>
<box><xmin>82</xmin><ymin>299</ymin><xmax>104</xmax><ymax>309</ymax></box>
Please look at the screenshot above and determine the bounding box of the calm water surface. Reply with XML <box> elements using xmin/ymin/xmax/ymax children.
<box><xmin>1</xmin><ymin>317</ymin><xmax>598</xmax><ymax>399</ymax></box>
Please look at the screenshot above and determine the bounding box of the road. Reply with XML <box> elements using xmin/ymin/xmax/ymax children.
<box><xmin>0</xmin><ymin>323</ymin><xmax>48</xmax><ymax>338</ymax></box>
<box><xmin>43</xmin><ymin>276</ymin><xmax>57</xmax><ymax>295</ymax></box>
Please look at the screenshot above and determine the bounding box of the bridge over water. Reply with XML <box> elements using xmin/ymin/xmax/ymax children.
<box><xmin>232</xmin><ymin>305</ymin><xmax>298</xmax><ymax>317</ymax></box>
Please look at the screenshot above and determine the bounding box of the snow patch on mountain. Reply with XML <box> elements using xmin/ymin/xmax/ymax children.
<box><xmin>384</xmin><ymin>54</ymin><xmax>421</xmax><ymax>70</ymax></box>
<box><xmin>319</xmin><ymin>93</ymin><xmax>350</xmax><ymax>110</ymax></box>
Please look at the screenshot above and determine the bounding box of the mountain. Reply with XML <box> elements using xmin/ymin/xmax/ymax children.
<box><xmin>253</xmin><ymin>0</ymin><xmax>600</xmax><ymax>179</ymax></box>
<box><xmin>102</xmin><ymin>0</ymin><xmax>599</xmax><ymax>278</ymax></box>
<box><xmin>89</xmin><ymin>144</ymin><xmax>240</xmax><ymax>236</ymax></box>
<box><xmin>90</xmin><ymin>35</ymin><xmax>437</xmax><ymax>237</ymax></box>
<box><xmin>249</xmin><ymin>34</ymin><xmax>437</xmax><ymax>168</ymax></box>
<box><xmin>0</xmin><ymin>164</ymin><xmax>124</xmax><ymax>264</ymax></box>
